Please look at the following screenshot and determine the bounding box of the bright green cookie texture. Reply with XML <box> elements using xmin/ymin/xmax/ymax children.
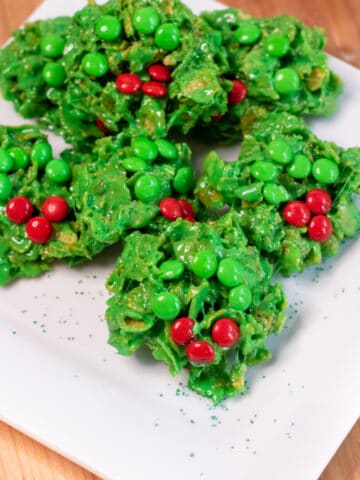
<box><xmin>0</xmin><ymin>126</ymin><xmax>193</xmax><ymax>285</ymax></box>
<box><xmin>197</xmin><ymin>8</ymin><xmax>343</xmax><ymax>142</ymax></box>
<box><xmin>0</xmin><ymin>0</ymin><xmax>228</xmax><ymax>148</ymax></box>
<box><xmin>196</xmin><ymin>111</ymin><xmax>360</xmax><ymax>276</ymax></box>
<box><xmin>106</xmin><ymin>211</ymin><xmax>287</xmax><ymax>403</ymax></box>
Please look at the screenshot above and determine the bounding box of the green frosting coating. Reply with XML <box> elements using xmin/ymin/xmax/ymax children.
<box><xmin>106</xmin><ymin>211</ymin><xmax>286</xmax><ymax>403</ymax></box>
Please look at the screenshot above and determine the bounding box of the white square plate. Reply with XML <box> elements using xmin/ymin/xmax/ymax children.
<box><xmin>0</xmin><ymin>1</ymin><xmax>359</xmax><ymax>480</ymax></box>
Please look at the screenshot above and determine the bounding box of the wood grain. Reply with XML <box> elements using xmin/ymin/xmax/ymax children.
<box><xmin>0</xmin><ymin>1</ymin><xmax>359</xmax><ymax>479</ymax></box>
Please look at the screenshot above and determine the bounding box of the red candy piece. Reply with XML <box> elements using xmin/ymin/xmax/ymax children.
<box><xmin>159</xmin><ymin>198</ymin><xmax>183</xmax><ymax>221</ymax></box>
<box><xmin>171</xmin><ymin>317</ymin><xmax>195</xmax><ymax>345</ymax></box>
<box><xmin>115</xmin><ymin>73</ymin><xmax>142</xmax><ymax>94</ymax></box>
<box><xmin>211</xmin><ymin>114</ymin><xmax>223</xmax><ymax>122</ymax></box>
<box><xmin>308</xmin><ymin>215</ymin><xmax>333</xmax><ymax>242</ymax></box>
<box><xmin>142</xmin><ymin>81</ymin><xmax>168</xmax><ymax>98</ymax></box>
<box><xmin>228</xmin><ymin>80</ymin><xmax>247</xmax><ymax>105</ymax></box>
<box><xmin>178</xmin><ymin>199</ymin><xmax>194</xmax><ymax>218</ymax></box>
<box><xmin>148</xmin><ymin>64</ymin><xmax>172</xmax><ymax>83</ymax></box>
<box><xmin>212</xmin><ymin>318</ymin><xmax>240</xmax><ymax>348</ymax></box>
<box><xmin>186</xmin><ymin>341</ymin><xmax>215</xmax><ymax>364</ymax></box>
<box><xmin>283</xmin><ymin>201</ymin><xmax>311</xmax><ymax>227</ymax></box>
<box><xmin>96</xmin><ymin>119</ymin><xmax>110</xmax><ymax>134</ymax></box>
<box><xmin>26</xmin><ymin>216</ymin><xmax>52</xmax><ymax>244</ymax></box>
<box><xmin>306</xmin><ymin>189</ymin><xmax>332</xmax><ymax>215</ymax></box>
<box><xmin>5</xmin><ymin>196</ymin><xmax>33</xmax><ymax>224</ymax></box>
<box><xmin>42</xmin><ymin>196</ymin><xmax>69</xmax><ymax>222</ymax></box>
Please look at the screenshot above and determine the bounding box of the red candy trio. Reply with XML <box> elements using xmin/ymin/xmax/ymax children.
<box><xmin>283</xmin><ymin>189</ymin><xmax>333</xmax><ymax>242</ymax></box>
<box><xmin>160</xmin><ymin>197</ymin><xmax>195</xmax><ymax>222</ymax></box>
<box><xmin>171</xmin><ymin>316</ymin><xmax>240</xmax><ymax>364</ymax></box>
<box><xmin>5</xmin><ymin>195</ymin><xmax>69</xmax><ymax>244</ymax></box>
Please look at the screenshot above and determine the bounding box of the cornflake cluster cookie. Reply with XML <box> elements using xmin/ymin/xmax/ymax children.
<box><xmin>0</xmin><ymin>125</ymin><xmax>193</xmax><ymax>285</ymax></box>
<box><xmin>196</xmin><ymin>111</ymin><xmax>360</xmax><ymax>275</ymax></box>
<box><xmin>106</xmin><ymin>212</ymin><xmax>286</xmax><ymax>403</ymax></box>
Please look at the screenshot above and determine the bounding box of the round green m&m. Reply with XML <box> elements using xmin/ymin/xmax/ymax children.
<box><xmin>0</xmin><ymin>150</ymin><xmax>14</xmax><ymax>172</ymax></box>
<box><xmin>234</xmin><ymin>23</ymin><xmax>261</xmax><ymax>45</ymax></box>
<box><xmin>229</xmin><ymin>285</ymin><xmax>252</xmax><ymax>311</ymax></box>
<box><xmin>131</xmin><ymin>138</ymin><xmax>158</xmax><ymax>162</ymax></box>
<box><xmin>236</xmin><ymin>183</ymin><xmax>263</xmax><ymax>202</ymax></box>
<box><xmin>31</xmin><ymin>142</ymin><xmax>53</xmax><ymax>168</ymax></box>
<box><xmin>312</xmin><ymin>158</ymin><xmax>339</xmax><ymax>184</ymax></box>
<box><xmin>263</xmin><ymin>33</ymin><xmax>290</xmax><ymax>58</ymax></box>
<box><xmin>152</xmin><ymin>291</ymin><xmax>181</xmax><ymax>320</ymax></box>
<box><xmin>173</xmin><ymin>167</ymin><xmax>195</xmax><ymax>194</ymax></box>
<box><xmin>42</xmin><ymin>62</ymin><xmax>66</xmax><ymax>88</ymax></box>
<box><xmin>191</xmin><ymin>250</ymin><xmax>217</xmax><ymax>279</ymax></box>
<box><xmin>0</xmin><ymin>173</ymin><xmax>12</xmax><ymax>201</ymax></box>
<box><xmin>287</xmin><ymin>154</ymin><xmax>312</xmax><ymax>179</ymax></box>
<box><xmin>82</xmin><ymin>52</ymin><xmax>109</xmax><ymax>77</ymax></box>
<box><xmin>159</xmin><ymin>259</ymin><xmax>184</xmax><ymax>280</ymax></box>
<box><xmin>134</xmin><ymin>175</ymin><xmax>161</xmax><ymax>203</ymax></box>
<box><xmin>123</xmin><ymin>157</ymin><xmax>149</xmax><ymax>173</ymax></box>
<box><xmin>8</xmin><ymin>147</ymin><xmax>29</xmax><ymax>169</ymax></box>
<box><xmin>217</xmin><ymin>258</ymin><xmax>244</xmax><ymax>288</ymax></box>
<box><xmin>42</xmin><ymin>62</ymin><xmax>66</xmax><ymax>87</ymax></box>
<box><xmin>268</xmin><ymin>139</ymin><xmax>293</xmax><ymax>165</ymax></box>
<box><xmin>40</xmin><ymin>34</ymin><xmax>65</xmax><ymax>58</ymax></box>
<box><xmin>96</xmin><ymin>15</ymin><xmax>122</xmax><ymax>41</ymax></box>
<box><xmin>274</xmin><ymin>68</ymin><xmax>300</xmax><ymax>95</ymax></box>
<box><xmin>155</xmin><ymin>23</ymin><xmax>181</xmax><ymax>51</ymax></box>
<box><xmin>45</xmin><ymin>159</ymin><xmax>71</xmax><ymax>183</ymax></box>
<box><xmin>155</xmin><ymin>139</ymin><xmax>178</xmax><ymax>160</ymax></box>
<box><xmin>132</xmin><ymin>7</ymin><xmax>160</xmax><ymax>35</ymax></box>
<box><xmin>250</xmin><ymin>161</ymin><xmax>279</xmax><ymax>182</ymax></box>
<box><xmin>263</xmin><ymin>183</ymin><xmax>289</xmax><ymax>205</ymax></box>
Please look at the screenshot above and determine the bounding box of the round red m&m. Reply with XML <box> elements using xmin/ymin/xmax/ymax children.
<box><xmin>42</xmin><ymin>196</ymin><xmax>69</xmax><ymax>222</ymax></box>
<box><xmin>171</xmin><ymin>317</ymin><xmax>195</xmax><ymax>345</ymax></box>
<box><xmin>283</xmin><ymin>201</ymin><xmax>311</xmax><ymax>227</ymax></box>
<box><xmin>186</xmin><ymin>341</ymin><xmax>215</xmax><ymax>364</ymax></box>
<box><xmin>306</xmin><ymin>189</ymin><xmax>332</xmax><ymax>215</ymax></box>
<box><xmin>212</xmin><ymin>318</ymin><xmax>240</xmax><ymax>347</ymax></box>
<box><xmin>5</xmin><ymin>196</ymin><xmax>33</xmax><ymax>224</ymax></box>
<box><xmin>26</xmin><ymin>216</ymin><xmax>52</xmax><ymax>243</ymax></box>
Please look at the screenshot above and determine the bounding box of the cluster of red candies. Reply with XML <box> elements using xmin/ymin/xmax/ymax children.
<box><xmin>283</xmin><ymin>188</ymin><xmax>333</xmax><ymax>242</ymax></box>
<box><xmin>171</xmin><ymin>317</ymin><xmax>240</xmax><ymax>364</ymax></box>
<box><xmin>212</xmin><ymin>79</ymin><xmax>247</xmax><ymax>122</ymax></box>
<box><xmin>159</xmin><ymin>197</ymin><xmax>195</xmax><ymax>223</ymax></box>
<box><xmin>5</xmin><ymin>195</ymin><xmax>69</xmax><ymax>244</ymax></box>
<box><xmin>116</xmin><ymin>63</ymin><xmax>171</xmax><ymax>98</ymax></box>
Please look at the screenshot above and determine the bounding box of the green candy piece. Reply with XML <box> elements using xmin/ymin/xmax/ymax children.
<box><xmin>217</xmin><ymin>258</ymin><xmax>244</xmax><ymax>287</ymax></box>
<box><xmin>82</xmin><ymin>52</ymin><xmax>109</xmax><ymax>77</ymax></box>
<box><xmin>155</xmin><ymin>139</ymin><xmax>178</xmax><ymax>160</ymax></box>
<box><xmin>31</xmin><ymin>142</ymin><xmax>53</xmax><ymax>168</ymax></box>
<box><xmin>132</xmin><ymin>7</ymin><xmax>160</xmax><ymax>35</ymax></box>
<box><xmin>287</xmin><ymin>154</ymin><xmax>312</xmax><ymax>179</ymax></box>
<box><xmin>274</xmin><ymin>68</ymin><xmax>300</xmax><ymax>95</ymax></box>
<box><xmin>0</xmin><ymin>173</ymin><xmax>12</xmax><ymax>201</ymax></box>
<box><xmin>42</xmin><ymin>62</ymin><xmax>66</xmax><ymax>87</ymax></box>
<box><xmin>173</xmin><ymin>167</ymin><xmax>195</xmax><ymax>194</ymax></box>
<box><xmin>122</xmin><ymin>157</ymin><xmax>149</xmax><ymax>173</ymax></box>
<box><xmin>159</xmin><ymin>259</ymin><xmax>184</xmax><ymax>280</ymax></box>
<box><xmin>312</xmin><ymin>158</ymin><xmax>339</xmax><ymax>184</ymax></box>
<box><xmin>268</xmin><ymin>139</ymin><xmax>293</xmax><ymax>165</ymax></box>
<box><xmin>131</xmin><ymin>137</ymin><xmax>158</xmax><ymax>162</ymax></box>
<box><xmin>263</xmin><ymin>183</ymin><xmax>289</xmax><ymax>205</ymax></box>
<box><xmin>234</xmin><ymin>23</ymin><xmax>261</xmax><ymax>45</ymax></box>
<box><xmin>229</xmin><ymin>285</ymin><xmax>252</xmax><ymax>311</ymax></box>
<box><xmin>263</xmin><ymin>33</ymin><xmax>290</xmax><ymax>58</ymax></box>
<box><xmin>250</xmin><ymin>161</ymin><xmax>279</xmax><ymax>182</ymax></box>
<box><xmin>0</xmin><ymin>150</ymin><xmax>14</xmax><ymax>172</ymax></box>
<box><xmin>155</xmin><ymin>23</ymin><xmax>181</xmax><ymax>51</ymax></box>
<box><xmin>8</xmin><ymin>147</ymin><xmax>29</xmax><ymax>169</ymax></box>
<box><xmin>191</xmin><ymin>250</ymin><xmax>217</xmax><ymax>280</ymax></box>
<box><xmin>236</xmin><ymin>183</ymin><xmax>263</xmax><ymax>202</ymax></box>
<box><xmin>152</xmin><ymin>292</ymin><xmax>182</xmax><ymax>320</ymax></box>
<box><xmin>95</xmin><ymin>15</ymin><xmax>122</xmax><ymax>41</ymax></box>
<box><xmin>134</xmin><ymin>175</ymin><xmax>161</xmax><ymax>203</ymax></box>
<box><xmin>40</xmin><ymin>34</ymin><xmax>65</xmax><ymax>58</ymax></box>
<box><xmin>45</xmin><ymin>158</ymin><xmax>71</xmax><ymax>183</ymax></box>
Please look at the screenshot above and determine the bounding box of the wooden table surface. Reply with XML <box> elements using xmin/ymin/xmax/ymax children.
<box><xmin>0</xmin><ymin>1</ymin><xmax>359</xmax><ymax>479</ymax></box>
